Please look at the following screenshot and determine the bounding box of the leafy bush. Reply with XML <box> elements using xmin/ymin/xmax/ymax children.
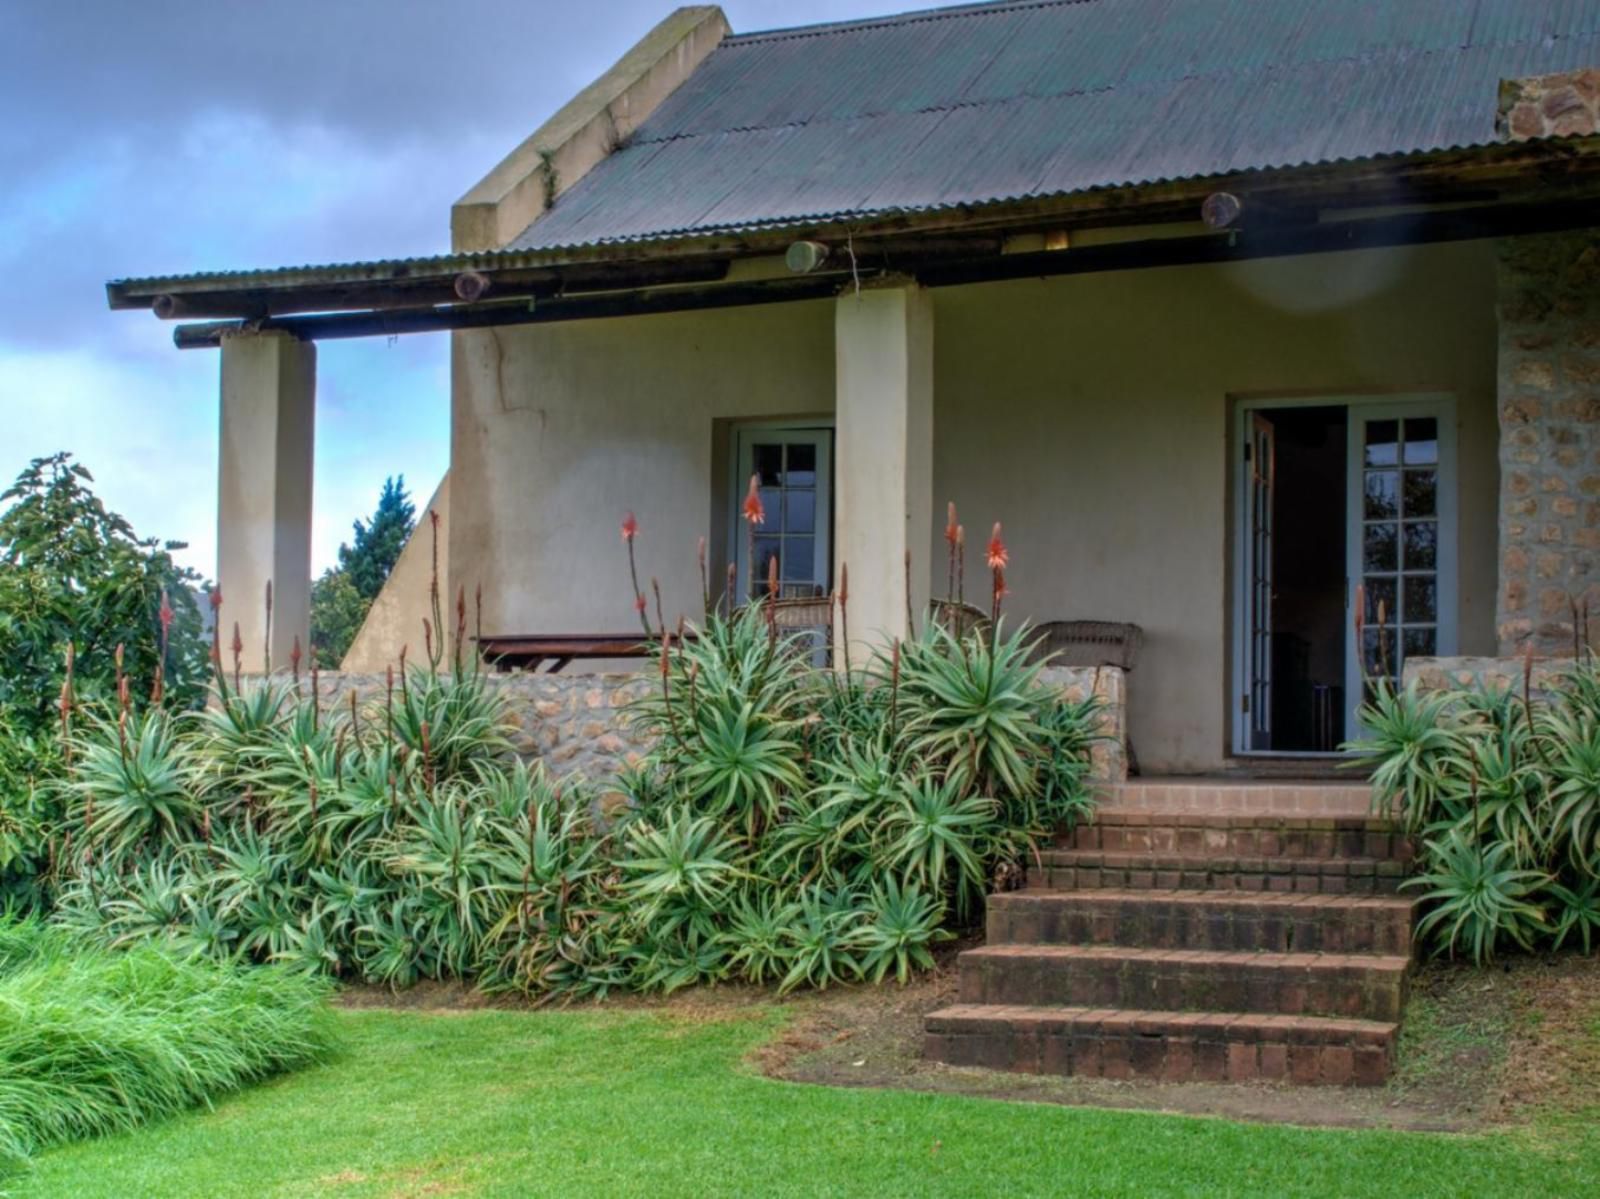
<box><xmin>0</xmin><ymin>916</ymin><xmax>330</xmax><ymax>1171</ymax></box>
<box><xmin>0</xmin><ymin>454</ymin><xmax>208</xmax><ymax>906</ymax></box>
<box><xmin>1349</xmin><ymin>665</ymin><xmax>1600</xmax><ymax>962</ymax></box>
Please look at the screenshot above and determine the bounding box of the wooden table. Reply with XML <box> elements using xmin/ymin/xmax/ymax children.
<box><xmin>476</xmin><ymin>633</ymin><xmax>658</xmax><ymax>673</ymax></box>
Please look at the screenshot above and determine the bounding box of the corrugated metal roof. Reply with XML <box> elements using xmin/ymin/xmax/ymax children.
<box><xmin>512</xmin><ymin>0</ymin><xmax>1600</xmax><ymax>251</ymax></box>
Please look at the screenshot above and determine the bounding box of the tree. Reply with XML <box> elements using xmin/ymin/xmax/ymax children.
<box><xmin>339</xmin><ymin>476</ymin><xmax>414</xmax><ymax>601</ymax></box>
<box><xmin>310</xmin><ymin>477</ymin><xmax>416</xmax><ymax>667</ymax></box>
<box><xmin>0</xmin><ymin>453</ymin><xmax>210</xmax><ymax>901</ymax></box>
<box><xmin>0</xmin><ymin>453</ymin><xmax>208</xmax><ymax>728</ymax></box>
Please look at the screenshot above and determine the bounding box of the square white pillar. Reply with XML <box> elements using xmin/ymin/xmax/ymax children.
<box><xmin>218</xmin><ymin>330</ymin><xmax>315</xmax><ymax>673</ymax></box>
<box><xmin>833</xmin><ymin>280</ymin><xmax>934</xmax><ymax>658</ymax></box>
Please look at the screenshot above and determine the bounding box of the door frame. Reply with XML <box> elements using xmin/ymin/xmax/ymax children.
<box><xmin>726</xmin><ymin>419</ymin><xmax>836</xmax><ymax>601</ymax></box>
<box><xmin>1229</xmin><ymin>393</ymin><xmax>1459</xmax><ymax>757</ymax></box>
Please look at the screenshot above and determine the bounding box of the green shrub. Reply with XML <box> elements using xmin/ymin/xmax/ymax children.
<box><xmin>1349</xmin><ymin>666</ymin><xmax>1600</xmax><ymax>962</ymax></box>
<box><xmin>0</xmin><ymin>916</ymin><xmax>331</xmax><ymax>1171</ymax></box>
<box><xmin>31</xmin><ymin>588</ymin><xmax>1103</xmax><ymax>1001</ymax></box>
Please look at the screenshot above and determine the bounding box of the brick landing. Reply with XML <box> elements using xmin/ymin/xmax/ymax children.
<box><xmin>925</xmin><ymin>782</ymin><xmax>1416</xmax><ymax>1086</ymax></box>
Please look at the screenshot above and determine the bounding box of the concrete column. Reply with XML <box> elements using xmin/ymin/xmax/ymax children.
<box><xmin>833</xmin><ymin>280</ymin><xmax>934</xmax><ymax>658</ymax></box>
<box><xmin>218</xmin><ymin>330</ymin><xmax>315</xmax><ymax>672</ymax></box>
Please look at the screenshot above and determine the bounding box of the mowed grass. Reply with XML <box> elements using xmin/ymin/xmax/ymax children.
<box><xmin>14</xmin><ymin>1004</ymin><xmax>1599</xmax><ymax>1199</ymax></box>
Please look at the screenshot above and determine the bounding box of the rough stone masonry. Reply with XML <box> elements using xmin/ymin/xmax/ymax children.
<box><xmin>1495</xmin><ymin>68</ymin><xmax>1600</xmax><ymax>654</ymax></box>
<box><xmin>1495</xmin><ymin>228</ymin><xmax>1600</xmax><ymax>654</ymax></box>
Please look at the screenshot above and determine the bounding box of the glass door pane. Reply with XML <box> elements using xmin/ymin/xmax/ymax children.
<box><xmin>734</xmin><ymin>428</ymin><xmax>833</xmax><ymax>602</ymax></box>
<box><xmin>1347</xmin><ymin>405</ymin><xmax>1454</xmax><ymax>729</ymax></box>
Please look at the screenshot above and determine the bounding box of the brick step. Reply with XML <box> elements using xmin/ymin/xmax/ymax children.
<box><xmin>958</xmin><ymin>945</ymin><xmax>1409</xmax><ymax>1020</ymax></box>
<box><xmin>1034</xmin><ymin>850</ymin><xmax>1406</xmax><ymax>894</ymax></box>
<box><xmin>924</xmin><ymin>1004</ymin><xmax>1396</xmax><ymax>1086</ymax></box>
<box><xmin>987</xmin><ymin>890</ymin><xmax>1417</xmax><ymax>955</ymax></box>
<box><xmin>1066</xmin><ymin>811</ymin><xmax>1411</xmax><ymax>862</ymax></box>
<box><xmin>1097</xmin><ymin>779</ymin><xmax>1384</xmax><ymax>818</ymax></box>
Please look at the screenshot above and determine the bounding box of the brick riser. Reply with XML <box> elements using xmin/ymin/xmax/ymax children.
<box><xmin>1069</xmin><ymin>815</ymin><xmax>1412</xmax><ymax>861</ymax></box>
<box><xmin>1034</xmin><ymin>852</ymin><xmax>1406</xmax><ymax>894</ymax></box>
<box><xmin>925</xmin><ymin>1006</ymin><xmax>1393</xmax><ymax>1086</ymax></box>
<box><xmin>923</xmin><ymin>789</ymin><xmax>1418</xmax><ymax>1087</ymax></box>
<box><xmin>988</xmin><ymin>891</ymin><xmax>1417</xmax><ymax>956</ymax></box>
<box><xmin>958</xmin><ymin>945</ymin><xmax>1409</xmax><ymax>1021</ymax></box>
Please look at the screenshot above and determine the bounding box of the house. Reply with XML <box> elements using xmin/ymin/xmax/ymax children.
<box><xmin>108</xmin><ymin>0</ymin><xmax>1600</xmax><ymax>777</ymax></box>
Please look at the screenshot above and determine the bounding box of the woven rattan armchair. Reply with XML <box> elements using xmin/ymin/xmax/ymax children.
<box><xmin>1026</xmin><ymin>620</ymin><xmax>1143</xmax><ymax>670</ymax></box>
<box><xmin>930</xmin><ymin>599</ymin><xmax>991</xmax><ymax>641</ymax></box>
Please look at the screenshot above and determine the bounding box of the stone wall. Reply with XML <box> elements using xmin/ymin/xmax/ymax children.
<box><xmin>1403</xmin><ymin>655</ymin><xmax>1577</xmax><ymax>698</ymax></box>
<box><xmin>318</xmin><ymin>671</ymin><xmax>656</xmax><ymax>787</ymax></box>
<box><xmin>1498</xmin><ymin>70</ymin><xmax>1600</xmax><ymax>141</ymax></box>
<box><xmin>1495</xmin><ymin>229</ymin><xmax>1600</xmax><ymax>654</ymax></box>
<box><xmin>318</xmin><ymin>663</ymin><xmax>1128</xmax><ymax>787</ymax></box>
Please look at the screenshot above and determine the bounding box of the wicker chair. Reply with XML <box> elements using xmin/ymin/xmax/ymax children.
<box><xmin>733</xmin><ymin>587</ymin><xmax>835</xmax><ymax>663</ymax></box>
<box><xmin>930</xmin><ymin>599</ymin><xmax>991</xmax><ymax>641</ymax></box>
<box><xmin>1028</xmin><ymin>620</ymin><xmax>1144</xmax><ymax>776</ymax></box>
<box><xmin>1026</xmin><ymin>620</ymin><xmax>1143</xmax><ymax>670</ymax></box>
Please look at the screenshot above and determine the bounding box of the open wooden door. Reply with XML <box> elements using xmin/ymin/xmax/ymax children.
<box><xmin>1244</xmin><ymin>413</ymin><xmax>1276</xmax><ymax>751</ymax></box>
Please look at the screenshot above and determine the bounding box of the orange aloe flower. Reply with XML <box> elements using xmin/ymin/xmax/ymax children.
<box><xmin>620</xmin><ymin>511</ymin><xmax>639</xmax><ymax>542</ymax></box>
<box><xmin>945</xmin><ymin>502</ymin><xmax>959</xmax><ymax>546</ymax></box>
<box><xmin>986</xmin><ymin>523</ymin><xmax>1008</xmax><ymax>570</ymax></box>
<box><xmin>742</xmin><ymin>474</ymin><xmax>766</xmax><ymax>526</ymax></box>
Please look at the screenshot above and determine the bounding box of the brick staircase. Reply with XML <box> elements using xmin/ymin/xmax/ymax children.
<box><xmin>924</xmin><ymin>781</ymin><xmax>1417</xmax><ymax>1087</ymax></box>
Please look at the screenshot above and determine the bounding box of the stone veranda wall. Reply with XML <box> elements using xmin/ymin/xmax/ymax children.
<box><xmin>315</xmin><ymin>663</ymin><xmax>1128</xmax><ymax>789</ymax></box>
<box><xmin>1495</xmin><ymin>229</ymin><xmax>1600</xmax><ymax>654</ymax></box>
<box><xmin>1498</xmin><ymin>69</ymin><xmax>1600</xmax><ymax>141</ymax></box>
<box><xmin>1404</xmin><ymin>655</ymin><xmax>1578</xmax><ymax>698</ymax></box>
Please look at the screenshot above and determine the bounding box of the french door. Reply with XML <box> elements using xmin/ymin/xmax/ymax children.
<box><xmin>1344</xmin><ymin>401</ymin><xmax>1457</xmax><ymax>713</ymax></box>
<box><xmin>1233</xmin><ymin>396</ymin><xmax>1457</xmax><ymax>754</ymax></box>
<box><xmin>731</xmin><ymin>425</ymin><xmax>834</xmax><ymax>601</ymax></box>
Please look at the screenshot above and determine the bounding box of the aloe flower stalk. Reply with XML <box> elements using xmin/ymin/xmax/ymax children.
<box><xmin>904</xmin><ymin>549</ymin><xmax>915</xmax><ymax>638</ymax></box>
<box><xmin>652</xmin><ymin>577</ymin><xmax>667</xmax><ymax>642</ymax></box>
<box><xmin>454</xmin><ymin>585</ymin><xmax>468</xmax><ymax>675</ymax></box>
<box><xmin>427</xmin><ymin>510</ymin><xmax>444</xmax><ymax>671</ymax></box>
<box><xmin>987</xmin><ymin>524</ymin><xmax>1008</xmax><ymax>626</ymax></box>
<box><xmin>310</xmin><ymin>652</ymin><xmax>321</xmax><ymax>733</ymax></box>
<box><xmin>945</xmin><ymin>502</ymin><xmax>958</xmax><ymax>601</ymax></box>
<box><xmin>291</xmin><ymin>634</ymin><xmax>303</xmax><ymax>684</ymax></box>
<box><xmin>956</xmin><ymin>525</ymin><xmax>966</xmax><ymax>604</ymax></box>
<box><xmin>231</xmin><ymin>622</ymin><xmax>243</xmax><ymax>693</ymax></box>
<box><xmin>620</xmin><ymin>511</ymin><xmax>651</xmax><ymax>636</ymax></box>
<box><xmin>263</xmin><ymin>580</ymin><xmax>274</xmax><ymax>674</ymax></box>
<box><xmin>698</xmin><ymin>535</ymin><xmax>710</xmax><ymax>620</ymax></box>
<box><xmin>58</xmin><ymin>642</ymin><xmax>74</xmax><ymax>766</ymax></box>
<box><xmin>839</xmin><ymin>562</ymin><xmax>851</xmax><ymax>676</ymax></box>
<box><xmin>724</xmin><ymin>562</ymin><xmax>737</xmax><ymax>618</ymax></box>
<box><xmin>742</xmin><ymin>473</ymin><xmax>766</xmax><ymax>603</ymax></box>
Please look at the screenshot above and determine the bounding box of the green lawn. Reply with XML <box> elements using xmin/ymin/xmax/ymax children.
<box><xmin>13</xmin><ymin>1005</ymin><xmax>1597</xmax><ymax>1198</ymax></box>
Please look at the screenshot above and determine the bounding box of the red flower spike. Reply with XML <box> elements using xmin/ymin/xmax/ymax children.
<box><xmin>742</xmin><ymin>474</ymin><xmax>766</xmax><ymax>526</ymax></box>
<box><xmin>986</xmin><ymin>523</ymin><xmax>1008</xmax><ymax>571</ymax></box>
<box><xmin>209</xmin><ymin>587</ymin><xmax>223</xmax><ymax>612</ymax></box>
<box><xmin>230</xmin><ymin>623</ymin><xmax>243</xmax><ymax>657</ymax></box>
<box><xmin>620</xmin><ymin>511</ymin><xmax>639</xmax><ymax>542</ymax></box>
<box><xmin>767</xmin><ymin>553</ymin><xmax>779</xmax><ymax>598</ymax></box>
<box><xmin>945</xmin><ymin>502</ymin><xmax>958</xmax><ymax>545</ymax></box>
<box><xmin>158</xmin><ymin>589</ymin><xmax>174</xmax><ymax>637</ymax></box>
<box><xmin>634</xmin><ymin>594</ymin><xmax>648</xmax><ymax>614</ymax></box>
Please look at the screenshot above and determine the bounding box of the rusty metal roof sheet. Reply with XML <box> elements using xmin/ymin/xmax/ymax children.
<box><xmin>512</xmin><ymin>0</ymin><xmax>1600</xmax><ymax>250</ymax></box>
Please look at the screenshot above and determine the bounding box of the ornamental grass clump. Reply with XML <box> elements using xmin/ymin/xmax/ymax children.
<box><xmin>0</xmin><ymin>916</ymin><xmax>331</xmax><ymax>1172</ymax></box>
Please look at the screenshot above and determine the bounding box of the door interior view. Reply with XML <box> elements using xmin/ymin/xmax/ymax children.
<box><xmin>1248</xmin><ymin>405</ymin><xmax>1349</xmax><ymax>754</ymax></box>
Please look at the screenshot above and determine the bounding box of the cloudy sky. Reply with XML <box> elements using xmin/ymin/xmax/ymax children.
<box><xmin>1</xmin><ymin>0</ymin><xmax>886</xmax><ymax>577</ymax></box>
